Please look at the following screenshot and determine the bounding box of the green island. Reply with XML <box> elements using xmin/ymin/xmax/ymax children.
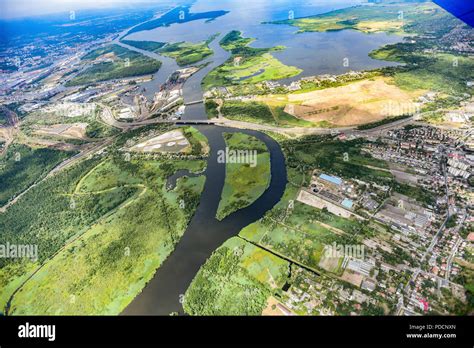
<box><xmin>203</xmin><ymin>30</ymin><xmax>302</xmax><ymax>89</ymax></box>
<box><xmin>66</xmin><ymin>44</ymin><xmax>162</xmax><ymax>86</ymax></box>
<box><xmin>1</xmin><ymin>126</ymin><xmax>208</xmax><ymax>315</ymax></box>
<box><xmin>216</xmin><ymin>132</ymin><xmax>271</xmax><ymax>221</ymax></box>
<box><xmin>0</xmin><ymin>143</ymin><xmax>74</xmax><ymax>205</ymax></box>
<box><xmin>268</xmin><ymin>3</ymin><xmax>431</xmax><ymax>35</ymax></box>
<box><xmin>120</xmin><ymin>40</ymin><xmax>166</xmax><ymax>52</ymax></box>
<box><xmin>123</xmin><ymin>35</ymin><xmax>217</xmax><ymax>66</ymax></box>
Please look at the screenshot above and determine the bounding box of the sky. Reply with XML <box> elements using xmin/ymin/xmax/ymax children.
<box><xmin>0</xmin><ymin>0</ymin><xmax>168</xmax><ymax>19</ymax></box>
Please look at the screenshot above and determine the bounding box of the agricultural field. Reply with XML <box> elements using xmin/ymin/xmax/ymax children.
<box><xmin>66</xmin><ymin>44</ymin><xmax>162</xmax><ymax>86</ymax></box>
<box><xmin>203</xmin><ymin>31</ymin><xmax>301</xmax><ymax>89</ymax></box>
<box><xmin>183</xmin><ymin>237</ymin><xmax>289</xmax><ymax>315</ymax></box>
<box><xmin>0</xmin><ymin>143</ymin><xmax>73</xmax><ymax>205</ymax></box>
<box><xmin>259</xmin><ymin>77</ymin><xmax>422</xmax><ymax>127</ymax></box>
<box><xmin>216</xmin><ymin>132</ymin><xmax>271</xmax><ymax>220</ymax></box>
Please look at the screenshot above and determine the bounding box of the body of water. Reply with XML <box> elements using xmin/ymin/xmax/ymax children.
<box><xmin>121</xmin><ymin>0</ymin><xmax>402</xmax><ymax>315</ymax></box>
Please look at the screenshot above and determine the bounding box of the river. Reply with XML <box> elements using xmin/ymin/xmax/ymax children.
<box><xmin>120</xmin><ymin>9</ymin><xmax>286</xmax><ymax>315</ymax></box>
<box><xmin>121</xmin><ymin>0</ymin><xmax>402</xmax><ymax>315</ymax></box>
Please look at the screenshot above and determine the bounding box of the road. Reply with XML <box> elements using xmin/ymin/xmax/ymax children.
<box><xmin>99</xmin><ymin>103</ymin><xmax>418</xmax><ymax>138</ymax></box>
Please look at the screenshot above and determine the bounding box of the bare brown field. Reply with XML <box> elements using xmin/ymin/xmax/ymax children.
<box><xmin>340</xmin><ymin>269</ymin><xmax>364</xmax><ymax>287</ymax></box>
<box><xmin>34</xmin><ymin>123</ymin><xmax>88</xmax><ymax>139</ymax></box>
<box><xmin>282</xmin><ymin>77</ymin><xmax>423</xmax><ymax>127</ymax></box>
<box><xmin>130</xmin><ymin>129</ymin><xmax>191</xmax><ymax>154</ymax></box>
<box><xmin>262</xmin><ymin>296</ymin><xmax>295</xmax><ymax>316</ymax></box>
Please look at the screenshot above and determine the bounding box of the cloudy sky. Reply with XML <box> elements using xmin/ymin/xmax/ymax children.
<box><xmin>0</xmin><ymin>0</ymin><xmax>167</xmax><ymax>19</ymax></box>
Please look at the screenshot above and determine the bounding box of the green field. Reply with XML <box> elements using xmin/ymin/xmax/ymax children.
<box><xmin>285</xmin><ymin>136</ymin><xmax>392</xmax><ymax>185</ymax></box>
<box><xmin>66</xmin><ymin>44</ymin><xmax>162</xmax><ymax>86</ymax></box>
<box><xmin>1</xmin><ymin>125</ymin><xmax>208</xmax><ymax>315</ymax></box>
<box><xmin>0</xmin><ymin>157</ymin><xmax>130</xmax><ymax>311</ymax></box>
<box><xmin>0</xmin><ymin>144</ymin><xmax>73</xmax><ymax>205</ymax></box>
<box><xmin>221</xmin><ymin>101</ymin><xmax>277</xmax><ymax>125</ymax></box>
<box><xmin>220</xmin><ymin>99</ymin><xmax>318</xmax><ymax>128</ymax></box>
<box><xmin>203</xmin><ymin>31</ymin><xmax>301</xmax><ymax>89</ymax></box>
<box><xmin>371</xmin><ymin>48</ymin><xmax>474</xmax><ymax>95</ymax></box>
<box><xmin>183</xmin><ymin>237</ymin><xmax>289</xmax><ymax>315</ymax></box>
<box><xmin>240</xmin><ymin>200</ymin><xmax>358</xmax><ymax>273</ymax></box>
<box><xmin>216</xmin><ymin>133</ymin><xmax>271</xmax><ymax>221</ymax></box>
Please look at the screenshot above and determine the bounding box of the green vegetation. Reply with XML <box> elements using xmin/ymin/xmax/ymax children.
<box><xmin>371</xmin><ymin>48</ymin><xmax>474</xmax><ymax>95</ymax></box>
<box><xmin>120</xmin><ymin>40</ymin><xmax>166</xmax><ymax>52</ymax></box>
<box><xmin>0</xmin><ymin>144</ymin><xmax>73</xmax><ymax>205</ymax></box>
<box><xmin>203</xmin><ymin>31</ymin><xmax>301</xmax><ymax>89</ymax></box>
<box><xmin>270</xmin><ymin>105</ymin><xmax>316</xmax><ymax>128</ymax></box>
<box><xmin>220</xmin><ymin>100</ymin><xmax>315</xmax><ymax>128</ymax></box>
<box><xmin>285</xmin><ymin>136</ymin><xmax>391</xmax><ymax>185</ymax></box>
<box><xmin>0</xmin><ymin>157</ymin><xmax>131</xmax><ymax>311</ymax></box>
<box><xmin>123</xmin><ymin>36</ymin><xmax>217</xmax><ymax>66</ymax></box>
<box><xmin>1</xmin><ymin>124</ymin><xmax>208</xmax><ymax>315</ymax></box>
<box><xmin>66</xmin><ymin>44</ymin><xmax>162</xmax><ymax>86</ymax></box>
<box><xmin>182</xmin><ymin>126</ymin><xmax>210</xmax><ymax>156</ymax></box>
<box><xmin>392</xmin><ymin>182</ymin><xmax>436</xmax><ymax>207</ymax></box>
<box><xmin>183</xmin><ymin>237</ymin><xmax>289</xmax><ymax>315</ymax></box>
<box><xmin>204</xmin><ymin>100</ymin><xmax>219</xmax><ymax>119</ymax></box>
<box><xmin>220</xmin><ymin>30</ymin><xmax>255</xmax><ymax>51</ymax></box>
<box><xmin>216</xmin><ymin>133</ymin><xmax>271</xmax><ymax>220</ymax></box>
<box><xmin>221</xmin><ymin>101</ymin><xmax>276</xmax><ymax>125</ymax></box>
<box><xmin>85</xmin><ymin>119</ymin><xmax>120</xmax><ymax>139</ymax></box>
<box><xmin>240</xmin><ymin>201</ymin><xmax>359</xmax><ymax>272</ymax></box>
<box><xmin>158</xmin><ymin>35</ymin><xmax>217</xmax><ymax>66</ymax></box>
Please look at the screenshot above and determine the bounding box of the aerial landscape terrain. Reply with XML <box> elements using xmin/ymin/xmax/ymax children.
<box><xmin>0</xmin><ymin>0</ymin><xmax>473</xmax><ymax>318</ymax></box>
